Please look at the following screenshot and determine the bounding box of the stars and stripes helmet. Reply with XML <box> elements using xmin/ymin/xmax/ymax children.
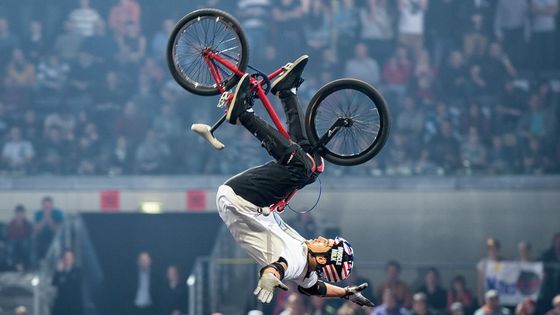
<box><xmin>318</xmin><ymin>237</ymin><xmax>354</xmax><ymax>282</ymax></box>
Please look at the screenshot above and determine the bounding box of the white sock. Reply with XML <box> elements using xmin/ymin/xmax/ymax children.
<box><xmin>290</xmin><ymin>87</ymin><xmax>297</xmax><ymax>95</ymax></box>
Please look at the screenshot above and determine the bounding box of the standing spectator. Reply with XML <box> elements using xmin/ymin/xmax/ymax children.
<box><xmin>3</xmin><ymin>48</ymin><xmax>35</xmax><ymax>108</ymax></box>
<box><xmin>540</xmin><ymin>233</ymin><xmax>560</xmax><ymax>313</ymax></box>
<box><xmin>372</xmin><ymin>288</ymin><xmax>410</xmax><ymax>315</ymax></box>
<box><xmin>398</xmin><ymin>0</ymin><xmax>428</xmax><ymax>60</ymax></box>
<box><xmin>481</xmin><ymin>42</ymin><xmax>517</xmax><ymax>93</ymax></box>
<box><xmin>304</xmin><ymin>0</ymin><xmax>333</xmax><ymax>59</ymax></box>
<box><xmin>82</xmin><ymin>21</ymin><xmax>119</xmax><ymax>64</ymax></box>
<box><xmin>0</xmin><ymin>18</ymin><xmax>20</xmax><ymax>69</ymax></box>
<box><xmin>132</xmin><ymin>251</ymin><xmax>156</xmax><ymax>315</ymax></box>
<box><xmin>108</xmin><ymin>136</ymin><xmax>132</xmax><ymax>175</ymax></box>
<box><xmin>68</xmin><ymin>0</ymin><xmax>102</xmax><ymax>37</ymax></box>
<box><xmin>53</xmin><ymin>21</ymin><xmax>84</xmax><ymax>62</ymax></box>
<box><xmin>461</xmin><ymin>0</ymin><xmax>496</xmax><ymax>59</ymax></box>
<box><xmin>494</xmin><ymin>0</ymin><xmax>529</xmax><ymax>68</ymax></box>
<box><xmin>376</xmin><ymin>261</ymin><xmax>413</xmax><ymax>309</ymax></box>
<box><xmin>24</xmin><ymin>20</ymin><xmax>47</xmax><ymax>62</ymax></box>
<box><xmin>236</xmin><ymin>0</ymin><xmax>271</xmax><ymax>64</ymax></box>
<box><xmin>416</xmin><ymin>268</ymin><xmax>447</xmax><ymax>314</ymax></box>
<box><xmin>52</xmin><ymin>250</ymin><xmax>83</xmax><ymax>315</ymax></box>
<box><xmin>411</xmin><ymin>293</ymin><xmax>435</xmax><ymax>315</ymax></box>
<box><xmin>515</xmin><ymin>298</ymin><xmax>536</xmax><ymax>315</ymax></box>
<box><xmin>33</xmin><ymin>196</ymin><xmax>64</xmax><ymax>260</ymax></box>
<box><xmin>530</xmin><ymin>0</ymin><xmax>558</xmax><ymax>72</ymax></box>
<box><xmin>157</xmin><ymin>265</ymin><xmax>187</xmax><ymax>315</ymax></box>
<box><xmin>116</xmin><ymin>22</ymin><xmax>146</xmax><ymax>65</ymax></box>
<box><xmin>545</xmin><ymin>295</ymin><xmax>560</xmax><ymax>315</ymax></box>
<box><xmin>359</xmin><ymin>0</ymin><xmax>395</xmax><ymax>64</ymax></box>
<box><xmin>447</xmin><ymin>276</ymin><xmax>475</xmax><ymax>315</ymax></box>
<box><xmin>344</xmin><ymin>43</ymin><xmax>380</xmax><ymax>86</ymax></box>
<box><xmin>474</xmin><ymin>290</ymin><xmax>510</xmax><ymax>315</ymax></box>
<box><xmin>426</xmin><ymin>0</ymin><xmax>461</xmax><ymax>67</ymax></box>
<box><xmin>1</xmin><ymin>126</ymin><xmax>35</xmax><ymax>173</ymax></box>
<box><xmin>335</xmin><ymin>0</ymin><xmax>361</xmax><ymax>60</ymax></box>
<box><xmin>150</xmin><ymin>19</ymin><xmax>174</xmax><ymax>61</ymax></box>
<box><xmin>5</xmin><ymin>205</ymin><xmax>33</xmax><ymax>270</ymax></box>
<box><xmin>477</xmin><ymin>238</ymin><xmax>502</xmax><ymax>304</ymax></box>
<box><xmin>439</xmin><ymin>51</ymin><xmax>467</xmax><ymax>103</ymax></box>
<box><xmin>109</xmin><ymin>0</ymin><xmax>141</xmax><ymax>36</ymax></box>
<box><xmin>272</xmin><ymin>0</ymin><xmax>305</xmax><ymax>60</ymax></box>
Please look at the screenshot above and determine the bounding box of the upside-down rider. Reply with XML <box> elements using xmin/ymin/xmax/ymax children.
<box><xmin>215</xmin><ymin>55</ymin><xmax>374</xmax><ymax>306</ymax></box>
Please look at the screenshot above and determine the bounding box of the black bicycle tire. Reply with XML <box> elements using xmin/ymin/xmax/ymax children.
<box><xmin>166</xmin><ymin>8</ymin><xmax>249</xmax><ymax>96</ymax></box>
<box><xmin>305</xmin><ymin>78</ymin><xmax>391</xmax><ymax>166</ymax></box>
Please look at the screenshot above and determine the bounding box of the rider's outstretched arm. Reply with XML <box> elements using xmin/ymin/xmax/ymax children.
<box><xmin>298</xmin><ymin>281</ymin><xmax>375</xmax><ymax>307</ymax></box>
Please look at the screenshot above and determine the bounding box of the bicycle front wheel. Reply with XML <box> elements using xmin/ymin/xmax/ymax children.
<box><xmin>305</xmin><ymin>79</ymin><xmax>391</xmax><ymax>166</ymax></box>
<box><xmin>167</xmin><ymin>8</ymin><xmax>249</xmax><ymax>96</ymax></box>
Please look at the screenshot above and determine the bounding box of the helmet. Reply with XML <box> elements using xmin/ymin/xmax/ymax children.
<box><xmin>318</xmin><ymin>237</ymin><xmax>354</xmax><ymax>282</ymax></box>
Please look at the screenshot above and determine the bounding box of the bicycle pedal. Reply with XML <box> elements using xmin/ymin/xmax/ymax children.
<box><xmin>217</xmin><ymin>92</ymin><xmax>232</xmax><ymax>108</ymax></box>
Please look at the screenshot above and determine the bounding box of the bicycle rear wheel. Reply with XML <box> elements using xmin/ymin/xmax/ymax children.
<box><xmin>305</xmin><ymin>79</ymin><xmax>391</xmax><ymax>166</ymax></box>
<box><xmin>167</xmin><ymin>8</ymin><xmax>249</xmax><ymax>96</ymax></box>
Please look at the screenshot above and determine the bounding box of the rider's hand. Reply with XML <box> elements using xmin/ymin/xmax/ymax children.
<box><xmin>253</xmin><ymin>272</ymin><xmax>288</xmax><ymax>303</ymax></box>
<box><xmin>343</xmin><ymin>283</ymin><xmax>375</xmax><ymax>307</ymax></box>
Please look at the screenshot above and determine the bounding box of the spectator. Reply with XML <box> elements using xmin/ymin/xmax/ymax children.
<box><xmin>1</xmin><ymin>126</ymin><xmax>35</xmax><ymax>173</ymax></box>
<box><xmin>116</xmin><ymin>22</ymin><xmax>146</xmax><ymax>65</ymax></box>
<box><xmin>371</xmin><ymin>288</ymin><xmax>410</xmax><ymax>315</ymax></box>
<box><xmin>410</xmin><ymin>293</ymin><xmax>435</xmax><ymax>315</ymax></box>
<box><xmin>109</xmin><ymin>0</ymin><xmax>141</xmax><ymax>36</ymax></box>
<box><xmin>272</xmin><ymin>0</ymin><xmax>305</xmax><ymax>61</ymax></box>
<box><xmin>33</xmin><ymin>196</ymin><xmax>64</xmax><ymax>260</ymax></box>
<box><xmin>0</xmin><ymin>18</ymin><xmax>20</xmax><ymax>69</ymax></box>
<box><xmin>114</xmin><ymin>101</ymin><xmax>148</xmax><ymax>146</ymax></box>
<box><xmin>344</xmin><ymin>43</ymin><xmax>380</xmax><ymax>86</ymax></box>
<box><xmin>279</xmin><ymin>293</ymin><xmax>307</xmax><ymax>315</ymax></box>
<box><xmin>335</xmin><ymin>0</ymin><xmax>361</xmax><ymax>60</ymax></box>
<box><xmin>447</xmin><ymin>276</ymin><xmax>475</xmax><ymax>315</ymax></box>
<box><xmin>540</xmin><ymin>233</ymin><xmax>560</xmax><ymax>311</ymax></box>
<box><xmin>82</xmin><ymin>21</ymin><xmax>119</xmax><ymax>64</ymax></box>
<box><xmin>427</xmin><ymin>0</ymin><xmax>461</xmax><ymax>67</ymax></box>
<box><xmin>516</xmin><ymin>298</ymin><xmax>536</xmax><ymax>315</ymax></box>
<box><xmin>151</xmin><ymin>19</ymin><xmax>174</xmax><ymax>61</ymax></box>
<box><xmin>474</xmin><ymin>290</ymin><xmax>510</xmax><ymax>315</ymax></box>
<box><xmin>3</xmin><ymin>48</ymin><xmax>35</xmax><ymax>108</ymax></box>
<box><xmin>416</xmin><ymin>268</ymin><xmax>447</xmax><ymax>314</ymax></box>
<box><xmin>5</xmin><ymin>205</ymin><xmax>32</xmax><ymax>270</ymax></box>
<box><xmin>518</xmin><ymin>241</ymin><xmax>533</xmax><ymax>262</ymax></box>
<box><xmin>68</xmin><ymin>0</ymin><xmax>102</xmax><ymax>37</ymax></box>
<box><xmin>20</xmin><ymin>109</ymin><xmax>40</xmax><ymax>142</ymax></box>
<box><xmin>108</xmin><ymin>136</ymin><xmax>133</xmax><ymax>175</ymax></box>
<box><xmin>236</xmin><ymin>0</ymin><xmax>271</xmax><ymax>64</ymax></box>
<box><xmin>67</xmin><ymin>51</ymin><xmax>103</xmax><ymax>107</ymax></box>
<box><xmin>44</xmin><ymin>109</ymin><xmax>76</xmax><ymax>141</ymax></box>
<box><xmin>35</xmin><ymin>54</ymin><xmax>70</xmax><ymax>107</ymax></box>
<box><xmin>398</xmin><ymin>0</ymin><xmax>428</xmax><ymax>60</ymax></box>
<box><xmin>461</xmin><ymin>0</ymin><xmax>496</xmax><ymax>59</ymax></box>
<box><xmin>428</xmin><ymin>120</ymin><xmax>460</xmax><ymax>174</ymax></box>
<box><xmin>53</xmin><ymin>20</ymin><xmax>84</xmax><ymax>62</ymax></box>
<box><xmin>518</xmin><ymin>94</ymin><xmax>554</xmax><ymax>139</ymax></box>
<box><xmin>359</xmin><ymin>0</ymin><xmax>394</xmax><ymax>64</ymax></box>
<box><xmin>52</xmin><ymin>250</ymin><xmax>83</xmax><ymax>315</ymax></box>
<box><xmin>132</xmin><ymin>251</ymin><xmax>156</xmax><ymax>315</ymax></box>
<box><xmin>376</xmin><ymin>261</ymin><xmax>413</xmax><ymax>309</ymax></box>
<box><xmin>24</xmin><ymin>20</ymin><xmax>47</xmax><ymax>62</ymax></box>
<box><xmin>450</xmin><ymin>303</ymin><xmax>464</xmax><ymax>315</ymax></box>
<box><xmin>477</xmin><ymin>238</ymin><xmax>502</xmax><ymax>304</ymax></box>
<box><xmin>439</xmin><ymin>51</ymin><xmax>467</xmax><ymax>103</ymax></box>
<box><xmin>460</xmin><ymin>102</ymin><xmax>491</xmax><ymax>138</ymax></box>
<box><xmin>481</xmin><ymin>42</ymin><xmax>517</xmax><ymax>93</ymax></box>
<box><xmin>157</xmin><ymin>265</ymin><xmax>187</xmax><ymax>315</ymax></box>
<box><xmin>460</xmin><ymin>127</ymin><xmax>487</xmax><ymax>172</ymax></box>
<box><xmin>396</xmin><ymin>96</ymin><xmax>425</xmax><ymax>137</ymax></box>
<box><xmin>309</xmin><ymin>295</ymin><xmax>337</xmax><ymax>315</ymax></box>
<box><xmin>494</xmin><ymin>0</ymin><xmax>529</xmax><ymax>68</ymax></box>
<box><xmin>14</xmin><ymin>306</ymin><xmax>28</xmax><ymax>315</ymax></box>
<box><xmin>545</xmin><ymin>295</ymin><xmax>560</xmax><ymax>315</ymax></box>
<box><xmin>530</xmin><ymin>0</ymin><xmax>558</xmax><ymax>72</ymax></box>
<box><xmin>304</xmin><ymin>0</ymin><xmax>333</xmax><ymax>59</ymax></box>
<box><xmin>134</xmin><ymin>129</ymin><xmax>170</xmax><ymax>174</ymax></box>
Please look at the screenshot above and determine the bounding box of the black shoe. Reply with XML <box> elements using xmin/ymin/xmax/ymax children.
<box><xmin>226</xmin><ymin>73</ymin><xmax>251</xmax><ymax>124</ymax></box>
<box><xmin>271</xmin><ymin>55</ymin><xmax>308</xmax><ymax>95</ymax></box>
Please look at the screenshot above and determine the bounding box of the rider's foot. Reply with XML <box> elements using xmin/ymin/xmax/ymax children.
<box><xmin>271</xmin><ymin>55</ymin><xmax>308</xmax><ymax>96</ymax></box>
<box><xmin>227</xmin><ymin>73</ymin><xmax>251</xmax><ymax>124</ymax></box>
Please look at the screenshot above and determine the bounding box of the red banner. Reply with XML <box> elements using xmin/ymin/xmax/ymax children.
<box><xmin>186</xmin><ymin>190</ymin><xmax>206</xmax><ymax>211</ymax></box>
<box><xmin>100</xmin><ymin>190</ymin><xmax>120</xmax><ymax>212</ymax></box>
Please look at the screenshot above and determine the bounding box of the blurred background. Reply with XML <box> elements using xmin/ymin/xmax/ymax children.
<box><xmin>0</xmin><ymin>0</ymin><xmax>558</xmax><ymax>315</ymax></box>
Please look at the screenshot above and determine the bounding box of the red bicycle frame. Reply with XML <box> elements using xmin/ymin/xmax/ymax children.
<box><xmin>202</xmin><ymin>50</ymin><xmax>318</xmax><ymax>213</ymax></box>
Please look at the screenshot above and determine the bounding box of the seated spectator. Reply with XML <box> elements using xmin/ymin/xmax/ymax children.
<box><xmin>488</xmin><ymin>135</ymin><xmax>511</xmax><ymax>174</ymax></box>
<box><xmin>35</xmin><ymin>54</ymin><xmax>70</xmax><ymax>107</ymax></box>
<box><xmin>461</xmin><ymin>0</ymin><xmax>494</xmax><ymax>59</ymax></box>
<box><xmin>460</xmin><ymin>102</ymin><xmax>491</xmax><ymax>138</ymax></box>
<box><xmin>545</xmin><ymin>295</ymin><xmax>560</xmax><ymax>315</ymax></box>
<box><xmin>2</xmin><ymin>126</ymin><xmax>35</xmax><ymax>173</ymax></box>
<box><xmin>495</xmin><ymin>80</ymin><xmax>526</xmax><ymax>134</ymax></box>
<box><xmin>481</xmin><ymin>42</ymin><xmax>516</xmax><ymax>93</ymax></box>
<box><xmin>109</xmin><ymin>0</ymin><xmax>141</xmax><ymax>36</ymax></box>
<box><xmin>151</xmin><ymin>19</ymin><xmax>174</xmax><ymax>61</ymax></box>
<box><xmin>37</xmin><ymin>127</ymin><xmax>71</xmax><ymax>174</ymax></box>
<box><xmin>428</xmin><ymin>121</ymin><xmax>460</xmax><ymax>174</ymax></box>
<box><xmin>344</xmin><ymin>43</ymin><xmax>380</xmax><ymax>86</ymax></box>
<box><xmin>157</xmin><ymin>265</ymin><xmax>187</xmax><ymax>315</ymax></box>
<box><xmin>236</xmin><ymin>0</ymin><xmax>271</xmax><ymax>64</ymax></box>
<box><xmin>20</xmin><ymin>109</ymin><xmax>40</xmax><ymax>142</ymax></box>
<box><xmin>5</xmin><ymin>205</ymin><xmax>33</xmax><ymax>270</ymax></box>
<box><xmin>108</xmin><ymin>136</ymin><xmax>133</xmax><ymax>175</ymax></box>
<box><xmin>410</xmin><ymin>293</ymin><xmax>435</xmax><ymax>315</ymax></box>
<box><xmin>474</xmin><ymin>290</ymin><xmax>510</xmax><ymax>315</ymax></box>
<box><xmin>135</xmin><ymin>129</ymin><xmax>170</xmax><ymax>174</ymax></box>
<box><xmin>52</xmin><ymin>250</ymin><xmax>83</xmax><ymax>315</ymax></box>
<box><xmin>114</xmin><ymin>101</ymin><xmax>148</xmax><ymax>146</ymax></box>
<box><xmin>439</xmin><ymin>51</ymin><xmax>467</xmax><ymax>103</ymax></box>
<box><xmin>518</xmin><ymin>94</ymin><xmax>555</xmax><ymax>139</ymax></box>
<box><xmin>44</xmin><ymin>109</ymin><xmax>76</xmax><ymax>141</ymax></box>
<box><xmin>116</xmin><ymin>22</ymin><xmax>146</xmax><ymax>65</ymax></box>
<box><xmin>447</xmin><ymin>276</ymin><xmax>475</xmax><ymax>315</ymax></box>
<box><xmin>82</xmin><ymin>21</ymin><xmax>119</xmax><ymax>64</ymax></box>
<box><xmin>53</xmin><ymin>20</ymin><xmax>84</xmax><ymax>62</ymax></box>
<box><xmin>68</xmin><ymin>0</ymin><xmax>102</xmax><ymax>37</ymax></box>
<box><xmin>416</xmin><ymin>268</ymin><xmax>447</xmax><ymax>314</ymax></box>
<box><xmin>412</xmin><ymin>149</ymin><xmax>440</xmax><ymax>175</ymax></box>
<box><xmin>67</xmin><ymin>51</ymin><xmax>103</xmax><ymax>107</ymax></box>
<box><xmin>376</xmin><ymin>261</ymin><xmax>413</xmax><ymax>309</ymax></box>
<box><xmin>372</xmin><ymin>288</ymin><xmax>410</xmax><ymax>315</ymax></box>
<box><xmin>34</xmin><ymin>196</ymin><xmax>64</xmax><ymax>260</ymax></box>
<box><xmin>3</xmin><ymin>48</ymin><xmax>35</xmax><ymax>108</ymax></box>
<box><xmin>477</xmin><ymin>238</ymin><xmax>502</xmax><ymax>304</ymax></box>
<box><xmin>24</xmin><ymin>20</ymin><xmax>47</xmax><ymax>62</ymax></box>
<box><xmin>460</xmin><ymin>127</ymin><xmax>487</xmax><ymax>172</ymax></box>
<box><xmin>515</xmin><ymin>298</ymin><xmax>536</xmax><ymax>315</ymax></box>
<box><xmin>397</xmin><ymin>97</ymin><xmax>425</xmax><ymax>138</ymax></box>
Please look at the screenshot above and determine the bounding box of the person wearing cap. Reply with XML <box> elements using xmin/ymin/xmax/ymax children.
<box><xmin>411</xmin><ymin>293</ymin><xmax>436</xmax><ymax>315</ymax></box>
<box><xmin>217</xmin><ymin>56</ymin><xmax>374</xmax><ymax>307</ymax></box>
<box><xmin>477</xmin><ymin>238</ymin><xmax>502</xmax><ymax>303</ymax></box>
<box><xmin>545</xmin><ymin>295</ymin><xmax>560</xmax><ymax>315</ymax></box>
<box><xmin>474</xmin><ymin>290</ymin><xmax>511</xmax><ymax>315</ymax></box>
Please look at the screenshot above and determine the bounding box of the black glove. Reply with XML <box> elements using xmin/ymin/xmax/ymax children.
<box><xmin>343</xmin><ymin>283</ymin><xmax>375</xmax><ymax>307</ymax></box>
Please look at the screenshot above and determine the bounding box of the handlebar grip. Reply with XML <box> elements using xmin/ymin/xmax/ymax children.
<box><xmin>191</xmin><ymin>123</ymin><xmax>225</xmax><ymax>150</ymax></box>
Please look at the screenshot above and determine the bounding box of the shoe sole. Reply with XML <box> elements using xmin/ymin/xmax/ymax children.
<box><xmin>271</xmin><ymin>55</ymin><xmax>309</xmax><ymax>95</ymax></box>
<box><xmin>227</xmin><ymin>74</ymin><xmax>250</xmax><ymax>124</ymax></box>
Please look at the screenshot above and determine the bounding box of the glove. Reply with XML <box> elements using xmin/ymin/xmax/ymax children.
<box><xmin>253</xmin><ymin>272</ymin><xmax>288</xmax><ymax>303</ymax></box>
<box><xmin>343</xmin><ymin>283</ymin><xmax>375</xmax><ymax>307</ymax></box>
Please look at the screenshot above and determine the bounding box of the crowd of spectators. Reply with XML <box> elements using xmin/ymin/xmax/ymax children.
<box><xmin>1</xmin><ymin>0</ymin><xmax>559</xmax><ymax>176</ymax></box>
<box><xmin>266</xmin><ymin>235</ymin><xmax>560</xmax><ymax>315</ymax></box>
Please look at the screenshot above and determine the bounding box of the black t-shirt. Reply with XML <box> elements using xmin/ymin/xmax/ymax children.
<box><xmin>225</xmin><ymin>154</ymin><xmax>318</xmax><ymax>207</ymax></box>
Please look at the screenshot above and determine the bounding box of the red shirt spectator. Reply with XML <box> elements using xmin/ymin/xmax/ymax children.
<box><xmin>109</xmin><ymin>0</ymin><xmax>141</xmax><ymax>36</ymax></box>
<box><xmin>383</xmin><ymin>56</ymin><xmax>412</xmax><ymax>85</ymax></box>
<box><xmin>7</xmin><ymin>205</ymin><xmax>33</xmax><ymax>240</ymax></box>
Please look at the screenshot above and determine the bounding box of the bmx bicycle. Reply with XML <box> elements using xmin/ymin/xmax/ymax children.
<box><xmin>167</xmin><ymin>8</ymin><xmax>391</xmax><ymax>211</ymax></box>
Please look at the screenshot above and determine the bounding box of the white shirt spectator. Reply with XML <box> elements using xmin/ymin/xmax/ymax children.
<box><xmin>69</xmin><ymin>7</ymin><xmax>102</xmax><ymax>37</ymax></box>
<box><xmin>399</xmin><ymin>0</ymin><xmax>427</xmax><ymax>35</ymax></box>
<box><xmin>2</xmin><ymin>139</ymin><xmax>35</xmax><ymax>168</ymax></box>
<box><xmin>360</xmin><ymin>4</ymin><xmax>394</xmax><ymax>40</ymax></box>
<box><xmin>531</xmin><ymin>0</ymin><xmax>558</xmax><ymax>32</ymax></box>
